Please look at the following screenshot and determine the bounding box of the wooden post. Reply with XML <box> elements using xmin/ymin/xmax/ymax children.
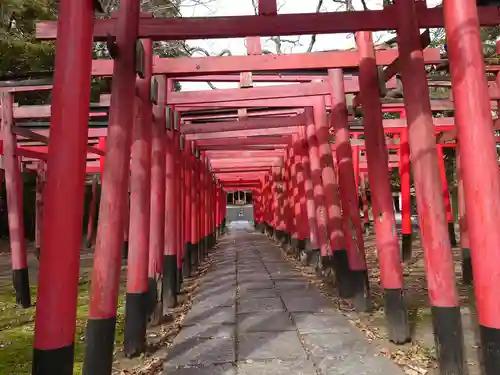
<box><xmin>444</xmin><ymin>1</ymin><xmax>500</xmax><ymax>370</ymax></box>
<box><xmin>328</xmin><ymin>69</ymin><xmax>371</xmax><ymax>311</ymax></box>
<box><xmin>356</xmin><ymin>31</ymin><xmax>410</xmax><ymax>344</ymax></box>
<box><xmin>84</xmin><ymin>1</ymin><xmax>141</xmax><ymax>373</ymax></box>
<box><xmin>1</xmin><ymin>92</ymin><xmax>30</xmax><ymax>308</ymax></box>
<box><xmin>32</xmin><ymin>0</ymin><xmax>94</xmax><ymax>373</ymax></box>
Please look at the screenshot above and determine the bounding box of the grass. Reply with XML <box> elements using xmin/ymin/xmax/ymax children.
<box><xmin>0</xmin><ymin>272</ymin><xmax>126</xmax><ymax>375</ymax></box>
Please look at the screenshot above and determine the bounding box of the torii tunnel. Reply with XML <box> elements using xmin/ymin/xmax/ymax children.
<box><xmin>1</xmin><ymin>0</ymin><xmax>500</xmax><ymax>374</ymax></box>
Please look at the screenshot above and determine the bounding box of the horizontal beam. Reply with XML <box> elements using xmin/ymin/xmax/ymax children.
<box><xmin>89</xmin><ymin>49</ymin><xmax>440</xmax><ymax>76</ymax></box>
<box><xmin>154</xmin><ymin>49</ymin><xmax>440</xmax><ymax>76</ymax></box>
<box><xmin>186</xmin><ymin>126</ymin><xmax>298</xmax><ymax>141</ymax></box>
<box><xmin>36</xmin><ymin>7</ymin><xmax>500</xmax><ymax>41</ymax></box>
<box><xmin>212</xmin><ymin>167</ymin><xmax>271</xmax><ymax>173</ymax></box>
<box><xmin>169</xmin><ymin>82</ymin><xmax>329</xmax><ymax>105</ymax></box>
<box><xmin>195</xmin><ymin>136</ymin><xmax>291</xmax><ymax>147</ymax></box>
<box><xmin>184</xmin><ymin>115</ymin><xmax>304</xmax><ymax>134</ymax></box>
<box><xmin>12</xmin><ymin>127</ymin><xmax>106</xmax><ymax>156</ymax></box>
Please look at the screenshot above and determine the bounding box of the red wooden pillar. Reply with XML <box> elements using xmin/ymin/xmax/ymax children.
<box><xmin>445</xmin><ymin>1</ymin><xmax>500</xmax><ymax>369</ymax></box>
<box><xmin>30</xmin><ymin>1</ymin><xmax>93</xmax><ymax>373</ymax></box>
<box><xmin>292</xmin><ymin>134</ymin><xmax>310</xmax><ymax>253</ymax></box>
<box><xmin>328</xmin><ymin>69</ymin><xmax>370</xmax><ymax>311</ymax></box>
<box><xmin>183</xmin><ymin>140</ymin><xmax>192</xmax><ymax>278</ymax></box>
<box><xmin>215</xmin><ymin>182</ymin><xmax>221</xmax><ymax>235</ymax></box>
<box><xmin>456</xmin><ymin>148</ymin><xmax>471</xmax><ymax>284</ymax></box>
<box><xmin>356</xmin><ymin>31</ymin><xmax>410</xmax><ymax>344</ymax></box>
<box><xmin>305</xmin><ymin>110</ymin><xmax>331</xmax><ymax>268</ymax></box>
<box><xmin>35</xmin><ymin>161</ymin><xmax>46</xmax><ymax>260</ymax></box>
<box><xmin>190</xmin><ymin>145</ymin><xmax>199</xmax><ymax>273</ymax></box>
<box><xmin>285</xmin><ymin>147</ymin><xmax>295</xmax><ymax>248</ymax></box>
<box><xmin>0</xmin><ymin>92</ymin><xmax>30</xmax><ymax>308</ymax></box>
<box><xmin>84</xmin><ymin>1</ymin><xmax>140</xmax><ymax>373</ymax></box>
<box><xmin>85</xmin><ymin>174</ymin><xmax>98</xmax><ymax>249</ymax></box>
<box><xmin>164</xmin><ymin>128</ymin><xmax>178</xmax><ymax>308</ymax></box>
<box><xmin>124</xmin><ymin>38</ymin><xmax>153</xmax><ymax>358</ymax></box>
<box><xmin>174</xmin><ymin>130</ymin><xmax>183</xmax><ymax>293</ymax></box>
<box><xmin>148</xmin><ymin>80</ymin><xmax>167</xmax><ymax>323</ymax></box>
<box><xmin>396</xmin><ymin>1</ymin><xmax>463</xmax><ymax>368</ymax></box>
<box><xmin>437</xmin><ymin>145</ymin><xmax>457</xmax><ymax>246</ymax></box>
<box><xmin>299</xmin><ymin>127</ymin><xmax>320</xmax><ymax>264</ymax></box>
<box><xmin>201</xmin><ymin>158</ymin><xmax>208</xmax><ymax>258</ymax></box>
<box><xmin>398</xmin><ymin>117</ymin><xmax>413</xmax><ymax>261</ymax></box>
<box><xmin>314</xmin><ymin>96</ymin><xmax>350</xmax><ymax>281</ymax></box>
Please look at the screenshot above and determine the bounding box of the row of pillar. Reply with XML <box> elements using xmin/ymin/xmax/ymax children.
<box><xmin>18</xmin><ymin>2</ymin><xmax>228</xmax><ymax>374</ymax></box>
<box><xmin>254</xmin><ymin>1</ymin><xmax>500</xmax><ymax>371</ymax></box>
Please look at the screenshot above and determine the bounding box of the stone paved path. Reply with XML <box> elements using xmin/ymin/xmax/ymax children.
<box><xmin>163</xmin><ymin>223</ymin><xmax>406</xmax><ymax>375</ymax></box>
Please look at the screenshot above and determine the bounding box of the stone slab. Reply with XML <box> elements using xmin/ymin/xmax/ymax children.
<box><xmin>238</xmin><ymin>288</ymin><xmax>279</xmax><ymax>300</ymax></box>
<box><xmin>236</xmin><ymin>360</ymin><xmax>317</xmax><ymax>375</ymax></box>
<box><xmin>291</xmin><ymin>312</ymin><xmax>352</xmax><ymax>334</ymax></box>
<box><xmin>237</xmin><ymin>312</ymin><xmax>295</xmax><ymax>332</ymax></box>
<box><xmin>238</xmin><ymin>297</ymin><xmax>284</xmax><ymax>313</ymax></box>
<box><xmin>165</xmin><ymin>338</ymin><xmax>235</xmax><ymax>366</ymax></box>
<box><xmin>183</xmin><ymin>306</ymin><xmax>236</xmax><ymax>326</ymax></box>
<box><xmin>238</xmin><ymin>332</ymin><xmax>306</xmax><ymax>361</ymax></box>
<box><xmin>175</xmin><ymin>324</ymin><xmax>235</xmax><ymax>341</ymax></box>
<box><xmin>163</xmin><ymin>364</ymin><xmax>236</xmax><ymax>375</ymax></box>
<box><xmin>282</xmin><ymin>296</ymin><xmax>335</xmax><ymax>313</ymax></box>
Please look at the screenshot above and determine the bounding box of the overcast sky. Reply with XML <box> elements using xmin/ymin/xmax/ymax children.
<box><xmin>178</xmin><ymin>0</ymin><xmax>442</xmax><ymax>91</ymax></box>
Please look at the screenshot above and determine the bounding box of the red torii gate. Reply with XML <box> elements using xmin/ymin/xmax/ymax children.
<box><xmin>0</xmin><ymin>1</ymin><xmax>497</xmax><ymax>375</ymax></box>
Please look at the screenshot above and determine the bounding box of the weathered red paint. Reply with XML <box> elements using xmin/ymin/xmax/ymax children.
<box><xmin>32</xmin><ymin>0</ymin><xmax>94</xmax><ymax>355</ymax></box>
<box><xmin>328</xmin><ymin>69</ymin><xmax>367</xmax><ymax>270</ymax></box>
<box><xmin>127</xmin><ymin>38</ymin><xmax>153</xmax><ymax>295</ymax></box>
<box><xmin>444</xmin><ymin>0</ymin><xmax>500</xmax><ymax>328</ymax></box>
<box><xmin>397</xmin><ymin>0</ymin><xmax>458</xmax><ymax>307</ymax></box>
<box><xmin>398</xmin><ymin>121</ymin><xmax>412</xmax><ymax>237</ymax></box>
<box><xmin>313</xmin><ymin>96</ymin><xmax>345</xmax><ymax>255</ymax></box>
<box><xmin>88</xmin><ymin>0</ymin><xmax>141</xmax><ymax>321</ymax></box>
<box><xmin>357</xmin><ymin>31</ymin><xmax>403</xmax><ymax>290</ymax></box>
<box><xmin>0</xmin><ymin>93</ymin><xmax>28</xmax><ymax>271</ymax></box>
<box><xmin>165</xmin><ymin>130</ymin><xmax>177</xmax><ymax>257</ymax></box>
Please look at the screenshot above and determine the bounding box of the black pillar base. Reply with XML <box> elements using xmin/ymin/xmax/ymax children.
<box><xmin>350</xmin><ymin>269</ymin><xmax>372</xmax><ymax>312</ymax></box>
<box><xmin>12</xmin><ymin>268</ymin><xmax>31</xmax><ymax>308</ymax></box>
<box><xmin>147</xmin><ymin>277</ymin><xmax>162</xmax><ymax>327</ymax></box>
<box><xmin>401</xmin><ymin>233</ymin><xmax>413</xmax><ymax>262</ymax></box>
<box><xmin>191</xmin><ymin>242</ymin><xmax>199</xmax><ymax>269</ymax></box>
<box><xmin>480</xmin><ymin>324</ymin><xmax>500</xmax><ymax>375</ymax></box>
<box><xmin>383</xmin><ymin>288</ymin><xmax>411</xmax><ymax>344</ymax></box>
<box><xmin>431</xmin><ymin>306</ymin><xmax>465</xmax><ymax>375</ymax></box>
<box><xmin>296</xmin><ymin>239</ymin><xmax>306</xmax><ymax>259</ymax></box>
<box><xmin>33</xmin><ymin>343</ymin><xmax>74</xmax><ymax>375</ymax></box>
<box><xmin>122</xmin><ymin>241</ymin><xmax>129</xmax><ymax>260</ymax></box>
<box><xmin>124</xmin><ymin>292</ymin><xmax>147</xmax><ymax>357</ymax></box>
<box><xmin>448</xmin><ymin>222</ymin><xmax>457</xmax><ymax>247</ymax></box>
<box><xmin>176</xmin><ymin>266</ymin><xmax>183</xmax><ymax>294</ymax></box>
<box><xmin>308</xmin><ymin>248</ymin><xmax>321</xmax><ymax>268</ymax></box>
<box><xmin>183</xmin><ymin>243</ymin><xmax>192</xmax><ymax>278</ymax></box>
<box><xmin>363</xmin><ymin>222</ymin><xmax>371</xmax><ymax>235</ymax></box>
<box><xmin>332</xmin><ymin>249</ymin><xmax>353</xmax><ymax>299</ymax></box>
<box><xmin>83</xmin><ymin>317</ymin><xmax>116</xmax><ymax>375</ymax></box>
<box><xmin>461</xmin><ymin>248</ymin><xmax>473</xmax><ymax>285</ymax></box>
<box><xmin>320</xmin><ymin>255</ymin><xmax>335</xmax><ymax>277</ymax></box>
<box><xmin>163</xmin><ymin>254</ymin><xmax>177</xmax><ymax>310</ymax></box>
